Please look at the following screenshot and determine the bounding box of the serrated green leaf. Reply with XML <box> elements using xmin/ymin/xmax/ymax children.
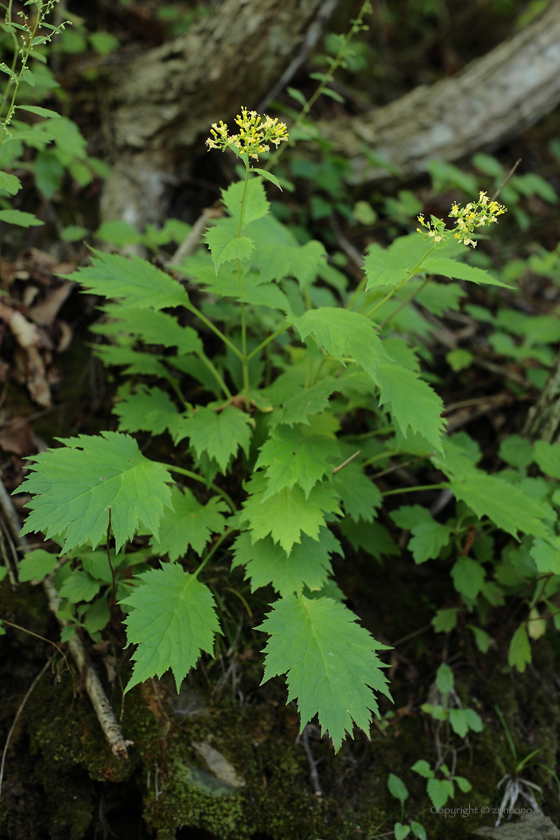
<box><xmin>451</xmin><ymin>556</ymin><xmax>485</xmax><ymax>600</ymax></box>
<box><xmin>0</xmin><ymin>209</ymin><xmax>43</xmax><ymax>227</ymax></box>
<box><xmin>338</xmin><ymin>519</ymin><xmax>399</xmax><ymax>560</ymax></box>
<box><xmin>18</xmin><ymin>549</ymin><xmax>57</xmax><ymax>582</ymax></box>
<box><xmin>113</xmin><ymin>385</ymin><xmax>183</xmax><ymax>437</ymax></box>
<box><xmin>173</xmin><ymin>406</ymin><xmax>253</xmax><ymax>472</ymax></box>
<box><xmin>454</xmin><ymin>775</ymin><xmax>473</xmax><ymax>793</ymax></box>
<box><xmin>255</xmin><ymin>425</ymin><xmax>340</xmax><ymax>499</ymax></box>
<box><xmin>436</xmin><ymin>663</ymin><xmax>454</xmax><ymax>696</ymax></box>
<box><xmin>258</xmin><ymin>595</ymin><xmax>391</xmax><ymax>751</ymax></box>
<box><xmin>390</xmin><ymin>505</ymin><xmax>433</xmax><ymax>530</ymax></box>
<box><xmin>464</xmin><ymin>708</ymin><xmax>483</xmax><ymax>732</ymax></box>
<box><xmin>65</xmin><ymin>250</ymin><xmax>190</xmax><ymax>310</ymax></box>
<box><xmin>252</xmin><ymin>168</ymin><xmax>282</xmax><ymax>190</ymax></box>
<box><xmin>411</xmin><ymin>760</ymin><xmax>433</xmax><ymax>778</ymax></box>
<box><xmin>0</xmin><ymin>171</ymin><xmax>21</xmax><ymax>195</ymax></box>
<box><xmin>499</xmin><ymin>435</ymin><xmax>534</xmax><ymax>470</ymax></box>
<box><xmin>273</xmin><ymin>377</ymin><xmax>339</xmax><ymax>427</ymax></box>
<box><xmin>18</xmin><ymin>431</ymin><xmax>173</xmax><ymax>553</ymax></box>
<box><xmin>150</xmin><ymin>485</ymin><xmax>227</xmax><ymax>559</ymax></box>
<box><xmin>204</xmin><ymin>223</ymin><xmax>254</xmax><ymax>271</ymax></box>
<box><xmin>122</xmin><ymin>563</ymin><xmax>220</xmax><ymax>692</ymax></box>
<box><xmin>201</xmin><ymin>268</ymin><xmax>290</xmax><ymax>311</ymax></box>
<box><xmin>530</xmin><ymin>536</ymin><xmax>560</xmax><ymax>574</ymax></box>
<box><xmin>94</xmin><ymin>345</ymin><xmax>169</xmax><ymax>378</ymax></box>
<box><xmin>408</xmin><ymin>520</ymin><xmax>452</xmax><ymax>564</ymax></box>
<box><xmin>79</xmin><ymin>550</ymin><xmax>113</xmax><ymax>583</ymax></box>
<box><xmin>534</xmin><ymin>440</ymin><xmax>560</xmax><ymax>479</ymax></box>
<box><xmin>294</xmin><ymin>308</ymin><xmax>387</xmax><ymax>382</ymax></box>
<box><xmin>333</xmin><ymin>461</ymin><xmax>382</xmax><ymax>523</ymax></box>
<box><xmin>388</xmin><ymin>773</ymin><xmax>409</xmax><ymax>804</ymax></box>
<box><xmin>231</xmin><ymin>527</ymin><xmax>340</xmax><ymax>596</ymax></box>
<box><xmin>82</xmin><ymin>594</ymin><xmax>110</xmax><ymax>637</ymax></box>
<box><xmin>423</xmin><ymin>257</ymin><xmax>512</xmax><ymax>288</ymax></box>
<box><xmin>432</xmin><ymin>608</ymin><xmax>459</xmax><ymax>633</ymax></box>
<box><xmin>221</xmin><ymin>176</ymin><xmax>270</xmax><ymax>227</ymax></box>
<box><xmin>468</xmin><ymin>624</ymin><xmax>491</xmax><ymax>653</ymax></box>
<box><xmin>250</xmin><ymin>218</ymin><xmax>326</xmax><ymax>286</ymax></box>
<box><xmin>427</xmin><ymin>778</ymin><xmax>454</xmax><ymax>810</ymax></box>
<box><xmin>240</xmin><ymin>475</ymin><xmax>341</xmax><ymax>555</ymax></box>
<box><xmin>17</xmin><ymin>104</ymin><xmax>62</xmax><ymax>119</ymax></box>
<box><xmin>448</xmin><ymin>471</ymin><xmax>550</xmax><ymax>540</ymax></box>
<box><xmin>376</xmin><ymin>365</ymin><xmax>444</xmax><ymax>452</ymax></box>
<box><xmin>58</xmin><ymin>570</ymin><xmax>101</xmax><ymax>604</ymax></box>
<box><xmin>508</xmin><ymin>622</ymin><xmax>531</xmax><ymax>673</ymax></box>
<box><xmin>101</xmin><ymin>307</ymin><xmax>202</xmax><ymax>355</ymax></box>
<box><xmin>364</xmin><ymin>247</ymin><xmax>409</xmax><ymax>289</ymax></box>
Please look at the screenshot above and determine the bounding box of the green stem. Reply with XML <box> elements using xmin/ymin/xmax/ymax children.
<box><xmin>194</xmin><ymin>528</ymin><xmax>235</xmax><ymax>579</ymax></box>
<box><xmin>196</xmin><ymin>350</ymin><xmax>232</xmax><ymax>399</ymax></box>
<box><xmin>362</xmin><ymin>450</ymin><xmax>398</xmax><ymax>467</ymax></box>
<box><xmin>165</xmin><ymin>374</ymin><xmax>189</xmax><ymax>409</ymax></box>
<box><xmin>246</xmin><ymin>322</ymin><xmax>293</xmax><ymax>362</ymax></box>
<box><xmin>186</xmin><ymin>302</ymin><xmax>243</xmax><ymax>361</ymax></box>
<box><xmin>377</xmin><ymin>276</ymin><xmax>429</xmax><ymax>332</ymax></box>
<box><xmin>364</xmin><ymin>245</ymin><xmax>437</xmax><ymax>320</ymax></box>
<box><xmin>381</xmin><ymin>483</ymin><xmax>448</xmax><ymax>498</ymax></box>
<box><xmin>237</xmin><ymin>160</ymin><xmax>251</xmax><ymax>409</ymax></box>
<box><xmin>265</xmin><ymin>0</ymin><xmax>372</xmax><ymax>170</ymax></box>
<box><xmin>166</xmin><ymin>465</ymin><xmax>237</xmax><ymax>513</ymax></box>
<box><xmin>0</xmin><ymin>2</ymin><xmax>43</xmax><ymax>149</ymax></box>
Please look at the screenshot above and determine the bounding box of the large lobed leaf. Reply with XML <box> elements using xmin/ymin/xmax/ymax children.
<box><xmin>17</xmin><ymin>431</ymin><xmax>173</xmax><ymax>553</ymax></box>
<box><xmin>114</xmin><ymin>385</ymin><xmax>184</xmax><ymax>437</ymax></box>
<box><xmin>255</xmin><ymin>424</ymin><xmax>340</xmax><ymax>499</ymax></box>
<box><xmin>98</xmin><ymin>306</ymin><xmax>202</xmax><ymax>355</ymax></box>
<box><xmin>376</xmin><ymin>364</ymin><xmax>445</xmax><ymax>452</ymax></box>
<box><xmin>173</xmin><ymin>406</ymin><xmax>253</xmax><ymax>472</ymax></box>
<box><xmin>122</xmin><ymin>563</ymin><xmax>220</xmax><ymax>691</ymax></box>
<box><xmin>150</xmin><ymin>485</ymin><xmax>228</xmax><ymax>559</ymax></box>
<box><xmin>258</xmin><ymin>595</ymin><xmax>392</xmax><ymax>751</ymax></box>
<box><xmin>65</xmin><ymin>250</ymin><xmax>190</xmax><ymax>309</ymax></box>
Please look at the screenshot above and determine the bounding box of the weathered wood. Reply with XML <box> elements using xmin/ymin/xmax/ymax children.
<box><xmin>522</xmin><ymin>352</ymin><xmax>560</xmax><ymax>443</ymax></box>
<box><xmin>318</xmin><ymin>0</ymin><xmax>560</xmax><ymax>183</ymax></box>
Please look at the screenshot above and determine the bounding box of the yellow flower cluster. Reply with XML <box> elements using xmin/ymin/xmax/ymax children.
<box><xmin>417</xmin><ymin>191</ymin><xmax>507</xmax><ymax>248</ymax></box>
<box><xmin>206</xmin><ymin>108</ymin><xmax>289</xmax><ymax>160</ymax></box>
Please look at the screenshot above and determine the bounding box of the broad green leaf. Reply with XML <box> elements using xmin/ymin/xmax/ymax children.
<box><xmin>80</xmin><ymin>550</ymin><xmax>113</xmax><ymax>583</ymax></box>
<box><xmin>464</xmin><ymin>708</ymin><xmax>483</xmax><ymax>732</ymax></box>
<box><xmin>231</xmin><ymin>528</ymin><xmax>341</xmax><ymax>596</ymax></box>
<box><xmin>421</xmin><ymin>703</ymin><xmax>448</xmax><ymax>721</ymax></box>
<box><xmin>508</xmin><ymin>622</ymin><xmax>531</xmax><ymax>673</ymax></box>
<box><xmin>388</xmin><ymin>773</ymin><xmax>409</xmax><ymax>804</ymax></box>
<box><xmin>454</xmin><ymin>776</ymin><xmax>473</xmax><ymax>794</ymax></box>
<box><xmin>101</xmin><ymin>307</ymin><xmax>202</xmax><ymax>355</ymax></box>
<box><xmin>204</xmin><ymin>222</ymin><xmax>254</xmax><ymax>271</ymax></box>
<box><xmin>150</xmin><ymin>485</ymin><xmax>227</xmax><ymax>559</ymax></box>
<box><xmin>408</xmin><ymin>520</ymin><xmax>452</xmax><ymax>564</ymax></box>
<box><xmin>534</xmin><ymin>440</ymin><xmax>560</xmax><ymax>479</ymax></box>
<box><xmin>221</xmin><ymin>176</ymin><xmax>270</xmax><ymax>227</ymax></box>
<box><xmin>426</xmin><ymin>778</ymin><xmax>454</xmax><ymax>810</ymax></box>
<box><xmin>530</xmin><ymin>537</ymin><xmax>560</xmax><ymax>574</ymax></box>
<box><xmin>468</xmin><ymin>625</ymin><xmax>491</xmax><ymax>653</ymax></box>
<box><xmin>122</xmin><ymin>563</ymin><xmax>220</xmax><ymax>691</ymax></box>
<box><xmin>82</xmin><ymin>594</ymin><xmax>111</xmax><ymax>637</ymax></box>
<box><xmin>273</xmin><ymin>377</ymin><xmax>339</xmax><ymax>427</ymax></box>
<box><xmin>65</xmin><ymin>250</ymin><xmax>190</xmax><ymax>310</ymax></box>
<box><xmin>338</xmin><ymin>519</ymin><xmax>398</xmax><ymax>560</ymax></box>
<box><xmin>432</xmin><ymin>608</ymin><xmax>459</xmax><ymax>633</ymax></box>
<box><xmin>255</xmin><ymin>425</ymin><xmax>340</xmax><ymax>499</ymax></box>
<box><xmin>436</xmin><ymin>663</ymin><xmax>454</xmax><ymax>696</ymax></box>
<box><xmin>294</xmin><ymin>308</ymin><xmax>387</xmax><ymax>382</ymax></box>
<box><xmin>248</xmin><ymin>215</ymin><xmax>326</xmax><ymax>285</ymax></box>
<box><xmin>390</xmin><ymin>505</ymin><xmax>433</xmax><ymax>530</ymax></box>
<box><xmin>252</xmin><ymin>168</ymin><xmax>282</xmax><ymax>190</ymax></box>
<box><xmin>58</xmin><ymin>570</ymin><xmax>101</xmax><ymax>604</ymax></box>
<box><xmin>240</xmin><ymin>475</ymin><xmax>341</xmax><ymax>555</ymax></box>
<box><xmin>96</xmin><ymin>220</ymin><xmax>142</xmax><ymax>246</ymax></box>
<box><xmin>18</xmin><ymin>431</ymin><xmax>173</xmax><ymax>553</ymax></box>
<box><xmin>394</xmin><ymin>824</ymin><xmax>411</xmax><ymax>840</ymax></box>
<box><xmin>423</xmin><ymin>257</ymin><xmax>512</xmax><ymax>288</ymax></box>
<box><xmin>411</xmin><ymin>760</ymin><xmax>433</xmax><ymax>778</ymax></box>
<box><xmin>333</xmin><ymin>462</ymin><xmax>382</xmax><ymax>523</ymax></box>
<box><xmin>364</xmin><ymin>246</ymin><xmax>411</xmax><ymax>289</ymax></box>
<box><xmin>18</xmin><ymin>549</ymin><xmax>57</xmax><ymax>582</ymax></box>
<box><xmin>94</xmin><ymin>345</ymin><xmax>169</xmax><ymax>378</ymax></box>
<box><xmin>173</xmin><ymin>406</ymin><xmax>253</xmax><ymax>472</ymax></box>
<box><xmin>201</xmin><ymin>269</ymin><xmax>290</xmax><ymax>311</ymax></box>
<box><xmin>499</xmin><ymin>435</ymin><xmax>534</xmax><ymax>470</ymax></box>
<box><xmin>448</xmin><ymin>471</ymin><xmax>550</xmax><ymax>540</ymax></box>
<box><xmin>258</xmin><ymin>594</ymin><xmax>391</xmax><ymax>751</ymax></box>
<box><xmin>451</xmin><ymin>556</ymin><xmax>485</xmax><ymax>600</ymax></box>
<box><xmin>0</xmin><ymin>171</ymin><xmax>21</xmax><ymax>195</ymax></box>
<box><xmin>449</xmin><ymin>708</ymin><xmax>469</xmax><ymax>738</ymax></box>
<box><xmin>376</xmin><ymin>365</ymin><xmax>445</xmax><ymax>452</ymax></box>
<box><xmin>17</xmin><ymin>104</ymin><xmax>62</xmax><ymax>119</ymax></box>
<box><xmin>411</xmin><ymin>821</ymin><xmax>427</xmax><ymax>840</ymax></box>
<box><xmin>0</xmin><ymin>209</ymin><xmax>43</xmax><ymax>227</ymax></box>
<box><xmin>113</xmin><ymin>385</ymin><xmax>183</xmax><ymax>437</ymax></box>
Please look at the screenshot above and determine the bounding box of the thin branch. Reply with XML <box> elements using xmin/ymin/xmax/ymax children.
<box><xmin>491</xmin><ymin>158</ymin><xmax>522</xmax><ymax>202</ymax></box>
<box><xmin>301</xmin><ymin>725</ymin><xmax>323</xmax><ymax>797</ymax></box>
<box><xmin>332</xmin><ymin>450</ymin><xmax>361</xmax><ymax>474</ymax></box>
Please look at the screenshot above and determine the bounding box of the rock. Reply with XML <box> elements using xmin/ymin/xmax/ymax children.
<box><xmin>472</xmin><ymin>813</ymin><xmax>560</xmax><ymax>840</ymax></box>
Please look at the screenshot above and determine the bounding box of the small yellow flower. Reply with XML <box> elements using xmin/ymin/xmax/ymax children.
<box><xmin>206</xmin><ymin>108</ymin><xmax>288</xmax><ymax>160</ymax></box>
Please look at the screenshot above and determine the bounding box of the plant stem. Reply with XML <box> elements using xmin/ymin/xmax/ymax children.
<box><xmin>246</xmin><ymin>322</ymin><xmax>293</xmax><ymax>361</ymax></box>
<box><xmin>195</xmin><ymin>528</ymin><xmax>235</xmax><ymax>579</ymax></box>
<box><xmin>364</xmin><ymin>245</ymin><xmax>436</xmax><ymax>320</ymax></box>
<box><xmin>377</xmin><ymin>276</ymin><xmax>429</xmax><ymax>331</ymax></box>
<box><xmin>196</xmin><ymin>351</ymin><xmax>232</xmax><ymax>399</ymax></box>
<box><xmin>165</xmin><ymin>465</ymin><xmax>237</xmax><ymax>513</ymax></box>
<box><xmin>381</xmin><ymin>483</ymin><xmax>449</xmax><ymax>497</ymax></box>
<box><xmin>186</xmin><ymin>302</ymin><xmax>243</xmax><ymax>360</ymax></box>
<box><xmin>236</xmin><ymin>160</ymin><xmax>251</xmax><ymax>409</ymax></box>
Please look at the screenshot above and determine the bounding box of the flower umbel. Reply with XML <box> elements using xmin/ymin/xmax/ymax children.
<box><xmin>206</xmin><ymin>108</ymin><xmax>289</xmax><ymax>160</ymax></box>
<box><xmin>417</xmin><ymin>191</ymin><xmax>507</xmax><ymax>248</ymax></box>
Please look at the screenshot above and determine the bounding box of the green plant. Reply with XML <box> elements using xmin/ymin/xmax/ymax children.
<box><xmin>10</xmin><ymin>99</ymin><xmax>554</xmax><ymax>757</ymax></box>
<box><xmin>387</xmin><ymin>773</ymin><xmax>427</xmax><ymax>840</ymax></box>
<box><xmin>411</xmin><ymin>759</ymin><xmax>472</xmax><ymax>811</ymax></box>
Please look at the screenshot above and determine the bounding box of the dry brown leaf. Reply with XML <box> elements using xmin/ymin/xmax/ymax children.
<box><xmin>30</xmin><ymin>282</ymin><xmax>73</xmax><ymax>328</ymax></box>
